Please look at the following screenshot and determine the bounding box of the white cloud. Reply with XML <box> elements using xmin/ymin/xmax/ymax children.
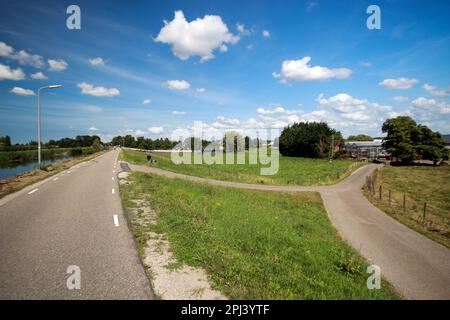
<box><xmin>77</xmin><ymin>82</ymin><xmax>120</xmax><ymax>97</ymax></box>
<box><xmin>392</xmin><ymin>96</ymin><xmax>409</xmax><ymax>103</ymax></box>
<box><xmin>10</xmin><ymin>86</ymin><xmax>35</xmax><ymax>96</ymax></box>
<box><xmin>82</xmin><ymin>105</ymin><xmax>103</xmax><ymax>113</ymax></box>
<box><xmin>236</xmin><ymin>23</ymin><xmax>251</xmax><ymax>36</ymax></box>
<box><xmin>172</xmin><ymin>111</ymin><xmax>187</xmax><ymax>115</ymax></box>
<box><xmin>48</xmin><ymin>59</ymin><xmax>68</xmax><ymax>71</ymax></box>
<box><xmin>89</xmin><ymin>57</ymin><xmax>105</xmax><ymax>66</ymax></box>
<box><xmin>30</xmin><ymin>72</ymin><xmax>48</xmax><ymax>80</ymax></box>
<box><xmin>0</xmin><ymin>42</ymin><xmax>44</xmax><ymax>68</ymax></box>
<box><xmin>359</xmin><ymin>61</ymin><xmax>372</xmax><ymax>67</ymax></box>
<box><xmin>148</xmin><ymin>126</ymin><xmax>164</xmax><ymax>134</ymax></box>
<box><xmin>0</xmin><ymin>63</ymin><xmax>25</xmax><ymax>80</ymax></box>
<box><xmin>379</xmin><ymin>77</ymin><xmax>418</xmax><ymax>90</ymax></box>
<box><xmin>422</xmin><ymin>83</ymin><xmax>450</xmax><ymax>97</ymax></box>
<box><xmin>273</xmin><ymin>57</ymin><xmax>352</xmax><ymax>83</ymax></box>
<box><xmin>411</xmin><ymin>97</ymin><xmax>450</xmax><ymax>115</ymax></box>
<box><xmin>262</xmin><ymin>30</ymin><xmax>270</xmax><ymax>38</ymax></box>
<box><xmin>89</xmin><ymin>126</ymin><xmax>99</xmax><ymax>131</ymax></box>
<box><xmin>143</xmin><ymin>99</ymin><xmax>152</xmax><ymax>105</ymax></box>
<box><xmin>165</xmin><ymin>79</ymin><xmax>191</xmax><ymax>90</ymax></box>
<box><xmin>155</xmin><ymin>10</ymin><xmax>239</xmax><ymax>62</ymax></box>
<box><xmin>0</xmin><ymin>41</ymin><xmax>14</xmax><ymax>57</ymax></box>
<box><xmin>196</xmin><ymin>87</ymin><xmax>206</xmax><ymax>93</ymax></box>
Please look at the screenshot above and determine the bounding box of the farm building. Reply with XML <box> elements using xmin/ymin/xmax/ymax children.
<box><xmin>344</xmin><ymin>140</ymin><xmax>384</xmax><ymax>160</ymax></box>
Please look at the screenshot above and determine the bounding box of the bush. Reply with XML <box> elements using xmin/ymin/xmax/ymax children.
<box><xmin>279</xmin><ymin>122</ymin><xmax>343</xmax><ymax>158</ymax></box>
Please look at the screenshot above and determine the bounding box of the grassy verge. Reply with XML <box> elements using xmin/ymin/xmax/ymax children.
<box><xmin>120</xmin><ymin>172</ymin><xmax>399</xmax><ymax>299</ymax></box>
<box><xmin>363</xmin><ymin>165</ymin><xmax>450</xmax><ymax>248</ymax></box>
<box><xmin>0</xmin><ymin>149</ymin><xmax>109</xmax><ymax>199</ymax></box>
<box><xmin>120</xmin><ymin>149</ymin><xmax>364</xmax><ymax>186</ymax></box>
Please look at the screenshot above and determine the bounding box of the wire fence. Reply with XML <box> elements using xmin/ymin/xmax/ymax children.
<box><xmin>365</xmin><ymin>167</ymin><xmax>449</xmax><ymax>237</ymax></box>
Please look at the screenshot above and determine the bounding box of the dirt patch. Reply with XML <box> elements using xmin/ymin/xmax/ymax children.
<box><xmin>121</xmin><ymin>175</ymin><xmax>226</xmax><ymax>300</ymax></box>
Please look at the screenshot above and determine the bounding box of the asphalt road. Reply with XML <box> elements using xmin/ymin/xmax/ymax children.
<box><xmin>129</xmin><ymin>162</ymin><xmax>450</xmax><ymax>300</ymax></box>
<box><xmin>0</xmin><ymin>149</ymin><xmax>153</xmax><ymax>299</ymax></box>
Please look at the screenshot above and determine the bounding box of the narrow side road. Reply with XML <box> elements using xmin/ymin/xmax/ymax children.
<box><xmin>0</xmin><ymin>150</ymin><xmax>153</xmax><ymax>299</ymax></box>
<box><xmin>129</xmin><ymin>162</ymin><xmax>450</xmax><ymax>300</ymax></box>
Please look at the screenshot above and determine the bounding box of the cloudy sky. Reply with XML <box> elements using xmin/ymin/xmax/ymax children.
<box><xmin>0</xmin><ymin>0</ymin><xmax>449</xmax><ymax>143</ymax></box>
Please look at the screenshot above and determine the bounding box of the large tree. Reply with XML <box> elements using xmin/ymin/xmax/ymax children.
<box><xmin>279</xmin><ymin>122</ymin><xmax>343</xmax><ymax>158</ymax></box>
<box><xmin>382</xmin><ymin>116</ymin><xmax>446</xmax><ymax>164</ymax></box>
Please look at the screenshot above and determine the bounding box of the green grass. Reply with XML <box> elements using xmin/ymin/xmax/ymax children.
<box><xmin>120</xmin><ymin>149</ymin><xmax>363</xmax><ymax>186</ymax></box>
<box><xmin>364</xmin><ymin>165</ymin><xmax>450</xmax><ymax>248</ymax></box>
<box><xmin>120</xmin><ymin>172</ymin><xmax>399</xmax><ymax>299</ymax></box>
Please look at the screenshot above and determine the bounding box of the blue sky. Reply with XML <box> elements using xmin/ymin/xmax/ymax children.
<box><xmin>0</xmin><ymin>0</ymin><xmax>449</xmax><ymax>143</ymax></box>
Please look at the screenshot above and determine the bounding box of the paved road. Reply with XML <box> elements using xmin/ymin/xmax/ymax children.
<box><xmin>0</xmin><ymin>150</ymin><xmax>153</xmax><ymax>299</ymax></box>
<box><xmin>129</xmin><ymin>162</ymin><xmax>450</xmax><ymax>300</ymax></box>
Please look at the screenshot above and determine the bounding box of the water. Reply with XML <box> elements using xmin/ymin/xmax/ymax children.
<box><xmin>0</xmin><ymin>156</ymin><xmax>73</xmax><ymax>180</ymax></box>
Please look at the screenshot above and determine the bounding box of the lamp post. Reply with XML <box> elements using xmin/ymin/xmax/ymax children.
<box><xmin>37</xmin><ymin>85</ymin><xmax>62</xmax><ymax>169</ymax></box>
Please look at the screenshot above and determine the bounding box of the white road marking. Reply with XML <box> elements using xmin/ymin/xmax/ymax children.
<box><xmin>112</xmin><ymin>177</ymin><xmax>114</xmax><ymax>181</ymax></box>
<box><xmin>53</xmin><ymin>177</ymin><xmax>59</xmax><ymax>181</ymax></box>
<box><xmin>67</xmin><ymin>170</ymin><xmax>71</xmax><ymax>174</ymax></box>
<box><xmin>113</xmin><ymin>215</ymin><xmax>119</xmax><ymax>227</ymax></box>
<box><xmin>112</xmin><ymin>188</ymin><xmax>115</xmax><ymax>194</ymax></box>
<box><xmin>28</xmin><ymin>188</ymin><xmax>38</xmax><ymax>194</ymax></box>
<box><xmin>113</xmin><ymin>170</ymin><xmax>115</xmax><ymax>173</ymax></box>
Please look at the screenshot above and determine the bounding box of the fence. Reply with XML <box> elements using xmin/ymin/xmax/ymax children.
<box><xmin>365</xmin><ymin>167</ymin><xmax>448</xmax><ymax>236</ymax></box>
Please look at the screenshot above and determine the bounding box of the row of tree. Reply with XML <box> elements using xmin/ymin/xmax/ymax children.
<box><xmin>111</xmin><ymin>135</ymin><xmax>178</xmax><ymax>150</ymax></box>
<box><xmin>0</xmin><ymin>135</ymin><xmax>104</xmax><ymax>152</ymax></box>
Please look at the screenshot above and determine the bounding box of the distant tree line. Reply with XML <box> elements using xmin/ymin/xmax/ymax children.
<box><xmin>346</xmin><ymin>134</ymin><xmax>374</xmax><ymax>141</ymax></box>
<box><xmin>111</xmin><ymin>135</ymin><xmax>178</xmax><ymax>150</ymax></box>
<box><xmin>0</xmin><ymin>135</ymin><xmax>104</xmax><ymax>152</ymax></box>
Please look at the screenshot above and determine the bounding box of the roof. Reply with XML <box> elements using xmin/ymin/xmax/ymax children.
<box><xmin>345</xmin><ymin>141</ymin><xmax>383</xmax><ymax>147</ymax></box>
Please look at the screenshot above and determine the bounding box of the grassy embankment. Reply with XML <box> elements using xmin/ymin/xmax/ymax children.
<box><xmin>0</xmin><ymin>148</ymin><xmax>109</xmax><ymax>199</ymax></box>
<box><xmin>120</xmin><ymin>149</ymin><xmax>364</xmax><ymax>186</ymax></box>
<box><xmin>364</xmin><ymin>165</ymin><xmax>450</xmax><ymax>248</ymax></box>
<box><xmin>120</xmin><ymin>172</ymin><xmax>399</xmax><ymax>299</ymax></box>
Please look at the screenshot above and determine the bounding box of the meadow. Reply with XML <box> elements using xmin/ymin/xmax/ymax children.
<box><xmin>120</xmin><ymin>172</ymin><xmax>398</xmax><ymax>299</ymax></box>
<box><xmin>364</xmin><ymin>165</ymin><xmax>450</xmax><ymax>248</ymax></box>
<box><xmin>121</xmin><ymin>149</ymin><xmax>364</xmax><ymax>186</ymax></box>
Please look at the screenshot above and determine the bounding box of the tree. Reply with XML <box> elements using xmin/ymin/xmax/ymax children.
<box><xmin>279</xmin><ymin>122</ymin><xmax>343</xmax><ymax>158</ymax></box>
<box><xmin>382</xmin><ymin>116</ymin><xmax>446</xmax><ymax>164</ymax></box>
<box><xmin>0</xmin><ymin>135</ymin><xmax>11</xmax><ymax>150</ymax></box>
<box><xmin>414</xmin><ymin>125</ymin><xmax>446</xmax><ymax>165</ymax></box>
<box><xmin>223</xmin><ymin>131</ymin><xmax>245</xmax><ymax>153</ymax></box>
<box><xmin>347</xmin><ymin>134</ymin><xmax>373</xmax><ymax>141</ymax></box>
<box><xmin>382</xmin><ymin>116</ymin><xmax>417</xmax><ymax>163</ymax></box>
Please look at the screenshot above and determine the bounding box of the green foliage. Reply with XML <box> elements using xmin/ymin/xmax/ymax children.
<box><xmin>279</xmin><ymin>122</ymin><xmax>343</xmax><ymax>158</ymax></box>
<box><xmin>382</xmin><ymin>116</ymin><xmax>446</xmax><ymax>164</ymax></box>
<box><xmin>347</xmin><ymin>134</ymin><xmax>373</xmax><ymax>141</ymax></box>
<box><xmin>111</xmin><ymin>135</ymin><xmax>178</xmax><ymax>150</ymax></box>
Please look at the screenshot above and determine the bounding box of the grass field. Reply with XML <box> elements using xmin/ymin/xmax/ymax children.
<box><xmin>120</xmin><ymin>149</ymin><xmax>363</xmax><ymax>186</ymax></box>
<box><xmin>120</xmin><ymin>172</ymin><xmax>398</xmax><ymax>299</ymax></box>
<box><xmin>364</xmin><ymin>165</ymin><xmax>450</xmax><ymax>248</ymax></box>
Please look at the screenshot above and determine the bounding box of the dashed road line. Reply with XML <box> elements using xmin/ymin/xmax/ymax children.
<box><xmin>28</xmin><ymin>189</ymin><xmax>38</xmax><ymax>195</ymax></box>
<box><xmin>112</xmin><ymin>188</ymin><xmax>115</xmax><ymax>194</ymax></box>
<box><xmin>53</xmin><ymin>177</ymin><xmax>59</xmax><ymax>181</ymax></box>
<box><xmin>112</xmin><ymin>177</ymin><xmax>114</xmax><ymax>181</ymax></box>
<box><xmin>113</xmin><ymin>215</ymin><xmax>119</xmax><ymax>227</ymax></box>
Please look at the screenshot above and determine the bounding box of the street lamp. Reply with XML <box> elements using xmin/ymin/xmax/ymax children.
<box><xmin>36</xmin><ymin>85</ymin><xmax>63</xmax><ymax>169</ymax></box>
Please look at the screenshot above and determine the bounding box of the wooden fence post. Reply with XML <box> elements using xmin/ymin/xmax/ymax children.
<box><xmin>423</xmin><ymin>202</ymin><xmax>427</xmax><ymax>224</ymax></box>
<box><xmin>379</xmin><ymin>185</ymin><xmax>382</xmax><ymax>200</ymax></box>
<box><xmin>403</xmin><ymin>193</ymin><xmax>406</xmax><ymax>213</ymax></box>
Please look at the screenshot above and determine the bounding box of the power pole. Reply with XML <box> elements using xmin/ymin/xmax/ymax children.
<box><xmin>330</xmin><ymin>133</ymin><xmax>334</xmax><ymax>162</ymax></box>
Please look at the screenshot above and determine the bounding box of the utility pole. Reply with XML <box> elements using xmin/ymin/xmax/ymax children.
<box><xmin>330</xmin><ymin>133</ymin><xmax>334</xmax><ymax>162</ymax></box>
<box><xmin>36</xmin><ymin>85</ymin><xmax>62</xmax><ymax>169</ymax></box>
